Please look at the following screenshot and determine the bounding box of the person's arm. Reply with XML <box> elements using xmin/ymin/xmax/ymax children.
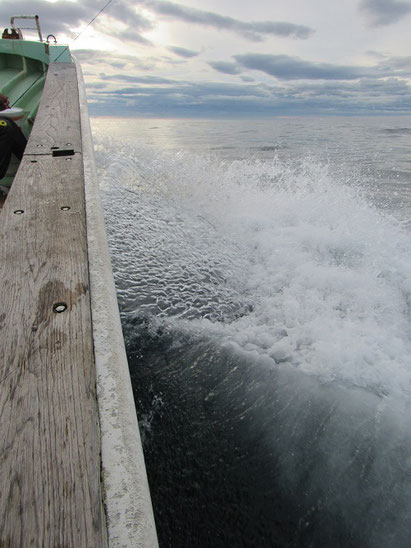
<box><xmin>0</xmin><ymin>94</ymin><xmax>10</xmax><ymax>111</ymax></box>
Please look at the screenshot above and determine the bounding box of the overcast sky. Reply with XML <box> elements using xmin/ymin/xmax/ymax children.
<box><xmin>2</xmin><ymin>0</ymin><xmax>411</xmax><ymax>116</ymax></box>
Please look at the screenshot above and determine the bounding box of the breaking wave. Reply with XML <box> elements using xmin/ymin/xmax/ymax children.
<box><xmin>93</xmin><ymin>125</ymin><xmax>411</xmax><ymax>546</ymax></box>
<box><xmin>96</xmin><ymin>141</ymin><xmax>411</xmax><ymax>400</ymax></box>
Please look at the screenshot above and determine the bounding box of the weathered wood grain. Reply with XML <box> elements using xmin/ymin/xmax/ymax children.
<box><xmin>25</xmin><ymin>63</ymin><xmax>82</xmax><ymax>155</ymax></box>
<box><xmin>0</xmin><ymin>64</ymin><xmax>107</xmax><ymax>547</ymax></box>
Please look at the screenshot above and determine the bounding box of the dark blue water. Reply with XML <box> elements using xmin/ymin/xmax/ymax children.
<box><xmin>92</xmin><ymin>116</ymin><xmax>411</xmax><ymax>547</ymax></box>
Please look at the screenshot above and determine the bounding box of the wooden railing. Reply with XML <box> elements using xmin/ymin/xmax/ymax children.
<box><xmin>0</xmin><ymin>62</ymin><xmax>107</xmax><ymax>546</ymax></box>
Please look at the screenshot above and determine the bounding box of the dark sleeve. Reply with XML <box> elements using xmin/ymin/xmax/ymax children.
<box><xmin>0</xmin><ymin>117</ymin><xmax>27</xmax><ymax>178</ymax></box>
<box><xmin>0</xmin><ymin>119</ymin><xmax>12</xmax><ymax>179</ymax></box>
<box><xmin>6</xmin><ymin>118</ymin><xmax>27</xmax><ymax>160</ymax></box>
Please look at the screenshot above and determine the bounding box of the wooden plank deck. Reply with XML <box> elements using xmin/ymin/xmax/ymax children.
<box><xmin>25</xmin><ymin>63</ymin><xmax>82</xmax><ymax>155</ymax></box>
<box><xmin>0</xmin><ymin>63</ymin><xmax>107</xmax><ymax>546</ymax></box>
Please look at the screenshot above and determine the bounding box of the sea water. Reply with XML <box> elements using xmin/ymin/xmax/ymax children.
<box><xmin>91</xmin><ymin>116</ymin><xmax>411</xmax><ymax>547</ymax></box>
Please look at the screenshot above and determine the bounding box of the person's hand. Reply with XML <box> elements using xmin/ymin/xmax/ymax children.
<box><xmin>0</xmin><ymin>93</ymin><xmax>10</xmax><ymax>111</ymax></box>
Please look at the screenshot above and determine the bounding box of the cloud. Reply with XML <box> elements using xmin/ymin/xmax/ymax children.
<box><xmin>360</xmin><ymin>0</ymin><xmax>411</xmax><ymax>26</ymax></box>
<box><xmin>73</xmin><ymin>50</ymin><xmax>159</xmax><ymax>71</ymax></box>
<box><xmin>0</xmin><ymin>0</ymin><xmax>89</xmax><ymax>37</ymax></box>
<box><xmin>109</xmin><ymin>30</ymin><xmax>153</xmax><ymax>45</ymax></box>
<box><xmin>287</xmin><ymin>77</ymin><xmax>411</xmax><ymax>99</ymax></box>
<box><xmin>234</xmin><ymin>53</ymin><xmax>369</xmax><ymax>80</ymax></box>
<box><xmin>136</xmin><ymin>0</ymin><xmax>314</xmax><ymax>41</ymax></box>
<box><xmin>375</xmin><ymin>55</ymin><xmax>411</xmax><ymax>72</ymax></box>
<box><xmin>234</xmin><ymin>52</ymin><xmax>411</xmax><ymax>82</ymax></box>
<box><xmin>84</xmin><ymin>67</ymin><xmax>411</xmax><ymax>117</ymax></box>
<box><xmin>73</xmin><ymin>49</ymin><xmax>189</xmax><ymax>78</ymax></box>
<box><xmin>87</xmin><ymin>79</ymin><xmax>411</xmax><ymax>117</ymax></box>
<box><xmin>85</xmin><ymin>81</ymin><xmax>108</xmax><ymax>90</ymax></box>
<box><xmin>78</xmin><ymin>49</ymin><xmax>411</xmax><ymax>84</ymax></box>
<box><xmin>167</xmin><ymin>46</ymin><xmax>199</xmax><ymax>58</ymax></box>
<box><xmin>92</xmin><ymin>80</ymin><xmax>267</xmax><ymax>100</ymax></box>
<box><xmin>103</xmin><ymin>74</ymin><xmax>181</xmax><ymax>84</ymax></box>
<box><xmin>0</xmin><ymin>0</ymin><xmax>154</xmax><ymax>44</ymax></box>
<box><xmin>0</xmin><ymin>0</ymin><xmax>312</xmax><ymax>45</ymax></box>
<box><xmin>209</xmin><ymin>61</ymin><xmax>242</xmax><ymax>75</ymax></box>
<box><xmin>366</xmin><ymin>50</ymin><xmax>388</xmax><ymax>59</ymax></box>
<box><xmin>101</xmin><ymin>0</ymin><xmax>154</xmax><ymax>32</ymax></box>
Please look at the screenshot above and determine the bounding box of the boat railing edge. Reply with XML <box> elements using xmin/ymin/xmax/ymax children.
<box><xmin>74</xmin><ymin>57</ymin><xmax>159</xmax><ymax>548</ymax></box>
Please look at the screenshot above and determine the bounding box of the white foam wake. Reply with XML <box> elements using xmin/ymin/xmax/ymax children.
<box><xmin>95</xmin><ymin>139</ymin><xmax>411</xmax><ymax>399</ymax></box>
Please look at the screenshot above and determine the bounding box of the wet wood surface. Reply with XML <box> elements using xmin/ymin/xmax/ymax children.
<box><xmin>0</xmin><ymin>63</ymin><xmax>107</xmax><ymax>547</ymax></box>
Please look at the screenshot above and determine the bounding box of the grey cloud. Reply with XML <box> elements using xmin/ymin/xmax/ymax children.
<box><xmin>136</xmin><ymin>0</ymin><xmax>314</xmax><ymax>41</ymax></box>
<box><xmin>286</xmin><ymin>77</ymin><xmax>411</xmax><ymax>99</ymax></box>
<box><xmin>234</xmin><ymin>53</ymin><xmax>368</xmax><ymax>80</ymax></box>
<box><xmin>0</xmin><ymin>0</ymin><xmax>89</xmax><ymax>37</ymax></box>
<box><xmin>73</xmin><ymin>50</ymin><xmax>158</xmax><ymax>71</ymax></box>
<box><xmin>360</xmin><ymin>0</ymin><xmax>411</xmax><ymax>26</ymax></box>
<box><xmin>209</xmin><ymin>61</ymin><xmax>242</xmax><ymax>75</ymax></box>
<box><xmin>80</xmin><ymin>44</ymin><xmax>411</xmax><ymax>116</ymax></box>
<box><xmin>100</xmin><ymin>0</ymin><xmax>154</xmax><ymax>31</ymax></box>
<box><xmin>0</xmin><ymin>0</ymin><xmax>153</xmax><ymax>44</ymax></box>
<box><xmin>90</xmin><ymin>73</ymin><xmax>411</xmax><ymax>102</ymax></box>
<box><xmin>197</xmin><ymin>82</ymin><xmax>266</xmax><ymax>97</ymax></box>
<box><xmin>111</xmin><ymin>30</ymin><xmax>153</xmax><ymax>45</ymax></box>
<box><xmin>376</xmin><ymin>55</ymin><xmax>411</xmax><ymax>71</ymax></box>
<box><xmin>366</xmin><ymin>50</ymin><xmax>388</xmax><ymax>59</ymax></box>
<box><xmin>71</xmin><ymin>50</ymin><xmax>101</xmax><ymax>62</ymax></box>
<box><xmin>234</xmin><ymin>52</ymin><xmax>411</xmax><ymax>81</ymax></box>
<box><xmin>86</xmin><ymin>74</ymin><xmax>411</xmax><ymax>117</ymax></box>
<box><xmin>104</xmin><ymin>74</ymin><xmax>180</xmax><ymax>84</ymax></box>
<box><xmin>74</xmin><ymin>49</ymin><xmax>188</xmax><ymax>75</ymax></box>
<box><xmin>92</xmin><ymin>80</ymin><xmax>267</xmax><ymax>99</ymax></box>
<box><xmin>167</xmin><ymin>46</ymin><xmax>199</xmax><ymax>58</ymax></box>
<box><xmin>85</xmin><ymin>82</ymin><xmax>108</xmax><ymax>89</ymax></box>
<box><xmin>87</xmin><ymin>0</ymin><xmax>155</xmax><ymax>44</ymax></box>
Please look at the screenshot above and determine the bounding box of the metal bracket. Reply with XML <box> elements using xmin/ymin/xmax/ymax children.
<box><xmin>10</xmin><ymin>15</ymin><xmax>43</xmax><ymax>42</ymax></box>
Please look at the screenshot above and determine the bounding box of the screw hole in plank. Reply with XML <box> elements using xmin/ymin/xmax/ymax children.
<box><xmin>53</xmin><ymin>303</ymin><xmax>67</xmax><ymax>313</ymax></box>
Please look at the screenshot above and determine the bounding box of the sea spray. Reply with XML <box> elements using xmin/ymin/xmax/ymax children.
<box><xmin>96</xmin><ymin>141</ymin><xmax>411</xmax><ymax>399</ymax></box>
<box><xmin>93</xmin><ymin>120</ymin><xmax>411</xmax><ymax>546</ymax></box>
